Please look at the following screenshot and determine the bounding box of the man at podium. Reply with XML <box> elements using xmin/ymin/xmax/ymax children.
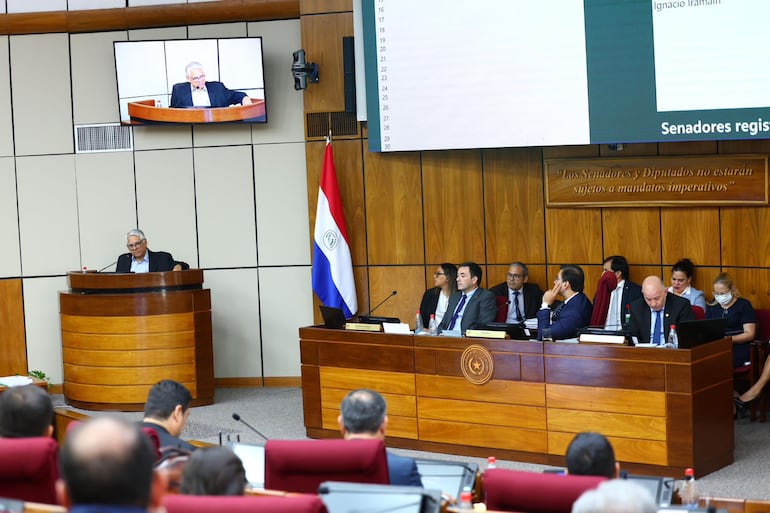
<box><xmin>116</xmin><ymin>229</ymin><xmax>188</xmax><ymax>273</ymax></box>
<box><xmin>170</xmin><ymin>61</ymin><xmax>253</xmax><ymax>108</ymax></box>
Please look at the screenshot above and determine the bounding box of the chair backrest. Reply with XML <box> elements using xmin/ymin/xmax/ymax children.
<box><xmin>755</xmin><ymin>309</ymin><xmax>770</xmax><ymax>340</ymax></box>
<box><xmin>0</xmin><ymin>437</ymin><xmax>59</xmax><ymax>504</ymax></box>
<box><xmin>264</xmin><ymin>439</ymin><xmax>390</xmax><ymax>494</ymax></box>
<box><xmin>164</xmin><ymin>494</ymin><xmax>328</xmax><ymax>513</ymax></box>
<box><xmin>691</xmin><ymin>305</ymin><xmax>705</xmax><ymax>320</ymax></box>
<box><xmin>495</xmin><ymin>295</ymin><xmax>508</xmax><ymax>323</ymax></box>
<box><xmin>483</xmin><ymin>469</ymin><xmax>606</xmax><ymax>513</ymax></box>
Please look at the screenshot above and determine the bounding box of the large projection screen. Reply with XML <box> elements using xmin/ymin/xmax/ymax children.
<box><xmin>363</xmin><ymin>0</ymin><xmax>770</xmax><ymax>152</ymax></box>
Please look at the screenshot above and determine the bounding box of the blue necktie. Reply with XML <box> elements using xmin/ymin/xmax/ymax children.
<box><xmin>448</xmin><ymin>294</ymin><xmax>467</xmax><ymax>330</ymax></box>
<box><xmin>652</xmin><ymin>310</ymin><xmax>662</xmax><ymax>345</ymax></box>
<box><xmin>513</xmin><ymin>290</ymin><xmax>523</xmax><ymax>322</ymax></box>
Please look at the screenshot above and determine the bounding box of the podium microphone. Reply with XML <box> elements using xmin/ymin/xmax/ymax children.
<box><xmin>232</xmin><ymin>413</ymin><xmax>269</xmax><ymax>441</ymax></box>
<box><xmin>97</xmin><ymin>261</ymin><xmax>118</xmax><ymax>273</ymax></box>
<box><xmin>361</xmin><ymin>290</ymin><xmax>397</xmax><ymax>318</ymax></box>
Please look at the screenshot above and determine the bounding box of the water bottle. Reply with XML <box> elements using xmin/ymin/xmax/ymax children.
<box><xmin>487</xmin><ymin>456</ymin><xmax>497</xmax><ymax>470</ymax></box>
<box><xmin>415</xmin><ymin>310</ymin><xmax>424</xmax><ymax>334</ymax></box>
<box><xmin>624</xmin><ymin>304</ymin><xmax>631</xmax><ymax>328</ymax></box>
<box><xmin>428</xmin><ymin>314</ymin><xmax>438</xmax><ymax>335</ymax></box>
<box><xmin>458</xmin><ymin>490</ymin><xmax>473</xmax><ymax>513</ymax></box>
<box><xmin>667</xmin><ymin>325</ymin><xmax>679</xmax><ymax>349</ymax></box>
<box><xmin>680</xmin><ymin>467</ymin><xmax>698</xmax><ymax>507</ymax></box>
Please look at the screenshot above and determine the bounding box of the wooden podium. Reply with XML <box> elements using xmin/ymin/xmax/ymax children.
<box><xmin>59</xmin><ymin>270</ymin><xmax>214</xmax><ymax>411</ymax></box>
<box><xmin>127</xmin><ymin>99</ymin><xmax>266</xmax><ymax>124</ymax></box>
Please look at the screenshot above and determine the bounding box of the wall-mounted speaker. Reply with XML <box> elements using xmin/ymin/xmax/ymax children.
<box><xmin>342</xmin><ymin>36</ymin><xmax>356</xmax><ymax>113</ymax></box>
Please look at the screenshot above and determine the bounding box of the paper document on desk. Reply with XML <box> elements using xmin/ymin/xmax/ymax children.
<box><xmin>0</xmin><ymin>375</ymin><xmax>33</xmax><ymax>387</ymax></box>
<box><xmin>524</xmin><ymin>318</ymin><xmax>538</xmax><ymax>329</ymax></box>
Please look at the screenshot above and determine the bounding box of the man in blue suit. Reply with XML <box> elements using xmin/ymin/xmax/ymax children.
<box><xmin>537</xmin><ymin>265</ymin><xmax>593</xmax><ymax>340</ymax></box>
<box><xmin>170</xmin><ymin>61</ymin><xmax>252</xmax><ymax>108</ymax></box>
<box><xmin>338</xmin><ymin>389</ymin><xmax>423</xmax><ymax>487</ymax></box>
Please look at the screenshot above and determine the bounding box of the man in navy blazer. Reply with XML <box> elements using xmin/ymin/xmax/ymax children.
<box><xmin>170</xmin><ymin>62</ymin><xmax>251</xmax><ymax>108</ymax></box>
<box><xmin>438</xmin><ymin>261</ymin><xmax>497</xmax><ymax>334</ymax></box>
<box><xmin>338</xmin><ymin>389</ymin><xmax>423</xmax><ymax>487</ymax></box>
<box><xmin>627</xmin><ymin>276</ymin><xmax>695</xmax><ymax>344</ymax></box>
<box><xmin>115</xmin><ymin>229</ymin><xmax>188</xmax><ymax>273</ymax></box>
<box><xmin>537</xmin><ymin>265</ymin><xmax>593</xmax><ymax>340</ymax></box>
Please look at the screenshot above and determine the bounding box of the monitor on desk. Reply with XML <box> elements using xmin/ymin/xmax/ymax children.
<box><xmin>473</xmin><ymin>322</ymin><xmax>531</xmax><ymax>340</ymax></box>
<box><xmin>225</xmin><ymin>441</ymin><xmax>265</xmax><ymax>489</ymax></box>
<box><xmin>676</xmin><ymin>318</ymin><xmax>728</xmax><ymax>349</ymax></box>
<box><xmin>414</xmin><ymin>459</ymin><xmax>478</xmax><ymax>500</ymax></box>
<box><xmin>318</xmin><ymin>481</ymin><xmax>441</xmax><ymax>513</ymax></box>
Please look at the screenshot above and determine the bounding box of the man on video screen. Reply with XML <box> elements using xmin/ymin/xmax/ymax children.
<box><xmin>170</xmin><ymin>61</ymin><xmax>252</xmax><ymax>108</ymax></box>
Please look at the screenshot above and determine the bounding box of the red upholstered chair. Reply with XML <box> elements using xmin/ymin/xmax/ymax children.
<box><xmin>483</xmin><ymin>468</ymin><xmax>606</xmax><ymax>513</ymax></box>
<box><xmin>495</xmin><ymin>295</ymin><xmax>509</xmax><ymax>323</ymax></box>
<box><xmin>0</xmin><ymin>437</ymin><xmax>60</xmax><ymax>504</ymax></box>
<box><xmin>691</xmin><ymin>305</ymin><xmax>705</xmax><ymax>320</ymax></box>
<box><xmin>164</xmin><ymin>494</ymin><xmax>328</xmax><ymax>513</ymax></box>
<box><xmin>264</xmin><ymin>439</ymin><xmax>390</xmax><ymax>494</ymax></box>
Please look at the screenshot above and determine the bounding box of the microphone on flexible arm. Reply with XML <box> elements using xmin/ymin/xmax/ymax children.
<box><xmin>97</xmin><ymin>261</ymin><xmax>118</xmax><ymax>273</ymax></box>
<box><xmin>358</xmin><ymin>290</ymin><xmax>398</xmax><ymax>323</ymax></box>
<box><xmin>232</xmin><ymin>413</ymin><xmax>269</xmax><ymax>442</ymax></box>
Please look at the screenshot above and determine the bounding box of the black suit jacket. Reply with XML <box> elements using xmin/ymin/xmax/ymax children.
<box><xmin>438</xmin><ymin>288</ymin><xmax>497</xmax><ymax>333</ymax></box>
<box><xmin>170</xmin><ymin>81</ymin><xmax>247</xmax><ymax>108</ymax></box>
<box><xmin>599</xmin><ymin>280</ymin><xmax>644</xmax><ymax>327</ymax></box>
<box><xmin>627</xmin><ymin>292</ymin><xmax>696</xmax><ymax>344</ymax></box>
<box><xmin>419</xmin><ymin>287</ymin><xmax>441</xmax><ymax>327</ymax></box>
<box><xmin>116</xmin><ymin>249</ymin><xmax>187</xmax><ymax>273</ymax></box>
<box><xmin>489</xmin><ymin>281</ymin><xmax>544</xmax><ymax>320</ymax></box>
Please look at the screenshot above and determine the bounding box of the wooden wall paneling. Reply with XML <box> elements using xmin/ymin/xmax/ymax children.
<box><xmin>598</xmin><ymin>142</ymin><xmax>657</xmax><ymax>157</ymax></box>
<box><xmin>602</xmin><ymin>208</ymin><xmax>661</xmax><ymax>266</ymax></box>
<box><xmin>483</xmin><ymin>147</ymin><xmax>545</xmax><ymax>265</ymax></box>
<box><xmin>545</xmin><ymin>208</ymin><xmax>602</xmax><ymax>264</ymax></box>
<box><xmin>545</xmin><ymin>264</ymin><xmax>602</xmax><ymax>304</ymax></box>
<box><xmin>0</xmin><ymin>279</ymin><xmax>26</xmax><ymax>376</ymax></box>
<box><xmin>365</xmin><ymin>151</ymin><xmax>424</xmax><ymax>265</ymax></box>
<box><xmin>422</xmin><ymin>150</ymin><xmax>485</xmax><ymax>264</ymax></box>
<box><xmin>320</xmin><ymin>367</ymin><xmax>415</xmax><ymax>394</ymax></box>
<box><xmin>659</xmin><ymin>141</ymin><xmax>718</xmax><ymax>155</ymax></box>
<box><xmin>721</xmin><ymin>267</ymin><xmax>770</xmax><ymax>310</ymax></box>
<box><xmin>542</xmin><ymin>145</ymin><xmax>599</xmax><ymax>159</ymax></box>
<box><xmin>369</xmin><ymin>265</ymin><xmax>427</xmax><ymax>329</ymax></box>
<box><xmin>718</xmin><ymin>139</ymin><xmax>770</xmax><ymax>154</ymax></box>
<box><xmin>419</xmin><ymin>418</ymin><xmax>549</xmax><ymax>453</ymax></box>
<box><xmin>300</xmin><ymin>0</ymin><xmax>352</xmax><ymax>15</ymax></box>
<box><xmin>300</xmin><ymin>12</ymin><xmax>352</xmax><ymax>113</ymax></box>
<box><xmin>661</xmin><ymin>208</ymin><xmax>721</xmax><ymax>266</ymax></box>
<box><xmin>418</xmin><ymin>396</ymin><xmax>547</xmax><ymax>430</ymax></box>
<box><xmin>721</xmin><ymin>207</ymin><xmax>770</xmax><ymax>268</ymax></box>
<box><xmin>631</xmin><ymin>265</ymin><xmax>666</xmax><ymax>287</ymax></box>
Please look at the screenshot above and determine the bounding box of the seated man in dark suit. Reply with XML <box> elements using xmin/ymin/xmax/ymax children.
<box><xmin>438</xmin><ymin>261</ymin><xmax>497</xmax><ymax>334</ymax></box>
<box><xmin>537</xmin><ymin>265</ymin><xmax>593</xmax><ymax>340</ymax></box>
<box><xmin>627</xmin><ymin>276</ymin><xmax>695</xmax><ymax>345</ymax></box>
<box><xmin>599</xmin><ymin>255</ymin><xmax>642</xmax><ymax>329</ymax></box>
<box><xmin>170</xmin><ymin>62</ymin><xmax>252</xmax><ymax>108</ymax></box>
<box><xmin>338</xmin><ymin>389</ymin><xmax>423</xmax><ymax>487</ymax></box>
<box><xmin>140</xmin><ymin>380</ymin><xmax>196</xmax><ymax>452</ymax></box>
<box><xmin>565</xmin><ymin>432</ymin><xmax>619</xmax><ymax>479</ymax></box>
<box><xmin>489</xmin><ymin>262</ymin><xmax>544</xmax><ymax>322</ymax></box>
<box><xmin>0</xmin><ymin>384</ymin><xmax>54</xmax><ymax>438</ymax></box>
<box><xmin>116</xmin><ymin>229</ymin><xmax>188</xmax><ymax>273</ymax></box>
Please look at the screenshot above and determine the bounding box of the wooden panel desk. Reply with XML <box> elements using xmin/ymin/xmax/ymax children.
<box><xmin>300</xmin><ymin>327</ymin><xmax>734</xmax><ymax>477</ymax></box>
<box><xmin>59</xmin><ymin>271</ymin><xmax>214</xmax><ymax>411</ymax></box>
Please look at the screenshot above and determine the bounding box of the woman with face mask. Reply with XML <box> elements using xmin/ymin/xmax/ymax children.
<box><xmin>705</xmin><ymin>273</ymin><xmax>756</xmax><ymax>373</ymax></box>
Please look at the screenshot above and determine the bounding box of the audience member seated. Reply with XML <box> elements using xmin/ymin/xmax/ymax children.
<box><xmin>0</xmin><ymin>383</ymin><xmax>54</xmax><ymax>438</ymax></box>
<box><xmin>141</xmin><ymin>379</ymin><xmax>196</xmax><ymax>451</ymax></box>
<box><xmin>537</xmin><ymin>265</ymin><xmax>593</xmax><ymax>340</ymax></box>
<box><xmin>438</xmin><ymin>262</ymin><xmax>497</xmax><ymax>334</ymax></box>
<box><xmin>484</xmin><ymin>468</ymin><xmax>605</xmax><ymax>513</ymax></box>
<box><xmin>592</xmin><ymin>256</ymin><xmax>642</xmax><ymax>329</ymax></box>
<box><xmin>565</xmin><ymin>432</ymin><xmax>619</xmax><ymax>479</ymax></box>
<box><xmin>180</xmin><ymin>446</ymin><xmax>247</xmax><ymax>496</ymax></box>
<box><xmin>571</xmin><ymin>479</ymin><xmax>657</xmax><ymax>513</ymax></box>
<box><xmin>339</xmin><ymin>389</ymin><xmax>423</xmax><ymax>487</ymax></box>
<box><xmin>57</xmin><ymin>416</ymin><xmax>167</xmax><ymax>513</ymax></box>
<box><xmin>418</xmin><ymin>263</ymin><xmax>457</xmax><ymax>328</ymax></box>
<box><xmin>705</xmin><ymin>272</ymin><xmax>756</xmax><ymax>370</ymax></box>
<box><xmin>0</xmin><ymin>436</ymin><xmax>59</xmax><ymax>504</ymax></box>
<box><xmin>627</xmin><ymin>276</ymin><xmax>695</xmax><ymax>345</ymax></box>
<box><xmin>489</xmin><ymin>262</ymin><xmax>544</xmax><ymax>322</ymax></box>
<box><xmin>668</xmin><ymin>258</ymin><xmax>706</xmax><ymax>310</ymax></box>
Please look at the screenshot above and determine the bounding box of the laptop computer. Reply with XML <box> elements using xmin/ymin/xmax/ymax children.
<box><xmin>473</xmin><ymin>322</ymin><xmax>531</xmax><ymax>340</ymax></box>
<box><xmin>320</xmin><ymin>306</ymin><xmax>347</xmax><ymax>329</ymax></box>
<box><xmin>676</xmin><ymin>317</ymin><xmax>728</xmax><ymax>349</ymax></box>
<box><xmin>225</xmin><ymin>441</ymin><xmax>265</xmax><ymax>489</ymax></box>
<box><xmin>414</xmin><ymin>459</ymin><xmax>478</xmax><ymax>500</ymax></box>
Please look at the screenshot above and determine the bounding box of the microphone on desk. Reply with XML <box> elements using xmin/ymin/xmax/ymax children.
<box><xmin>97</xmin><ymin>261</ymin><xmax>118</xmax><ymax>273</ymax></box>
<box><xmin>232</xmin><ymin>413</ymin><xmax>269</xmax><ymax>441</ymax></box>
<box><xmin>359</xmin><ymin>290</ymin><xmax>397</xmax><ymax>319</ymax></box>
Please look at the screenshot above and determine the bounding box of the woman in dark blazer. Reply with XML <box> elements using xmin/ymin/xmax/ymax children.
<box><xmin>418</xmin><ymin>263</ymin><xmax>457</xmax><ymax>328</ymax></box>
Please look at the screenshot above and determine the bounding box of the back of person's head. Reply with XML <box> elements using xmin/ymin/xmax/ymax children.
<box><xmin>144</xmin><ymin>380</ymin><xmax>192</xmax><ymax>420</ymax></box>
<box><xmin>59</xmin><ymin>416</ymin><xmax>156</xmax><ymax>508</ymax></box>
<box><xmin>459</xmin><ymin>262</ymin><xmax>483</xmax><ymax>286</ymax></box>
<box><xmin>571</xmin><ymin>479</ymin><xmax>657</xmax><ymax>513</ymax></box>
<box><xmin>0</xmin><ymin>384</ymin><xmax>54</xmax><ymax>438</ymax></box>
<box><xmin>604</xmin><ymin>256</ymin><xmax>629</xmax><ymax>281</ymax></box>
<box><xmin>180</xmin><ymin>446</ymin><xmax>247</xmax><ymax>496</ymax></box>
<box><xmin>340</xmin><ymin>389</ymin><xmax>386</xmax><ymax>435</ymax></box>
<box><xmin>566</xmin><ymin>432</ymin><xmax>617</xmax><ymax>479</ymax></box>
<box><xmin>560</xmin><ymin>265</ymin><xmax>585</xmax><ymax>292</ymax></box>
<box><xmin>440</xmin><ymin>263</ymin><xmax>458</xmax><ymax>294</ymax></box>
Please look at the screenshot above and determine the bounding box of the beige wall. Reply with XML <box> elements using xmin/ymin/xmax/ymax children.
<box><xmin>0</xmin><ymin>18</ymin><xmax>312</xmax><ymax>382</ymax></box>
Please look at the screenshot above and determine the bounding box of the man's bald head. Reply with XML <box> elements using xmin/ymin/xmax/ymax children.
<box><xmin>641</xmin><ymin>276</ymin><xmax>667</xmax><ymax>311</ymax></box>
<box><xmin>59</xmin><ymin>416</ymin><xmax>156</xmax><ymax>508</ymax></box>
